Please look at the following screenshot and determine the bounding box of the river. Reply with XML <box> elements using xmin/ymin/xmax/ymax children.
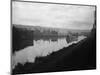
<box><xmin>12</xmin><ymin>36</ymin><xmax>86</xmax><ymax>69</ymax></box>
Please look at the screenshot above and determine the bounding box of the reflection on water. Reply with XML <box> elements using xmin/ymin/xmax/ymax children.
<box><xmin>12</xmin><ymin>36</ymin><xmax>86</xmax><ymax>69</ymax></box>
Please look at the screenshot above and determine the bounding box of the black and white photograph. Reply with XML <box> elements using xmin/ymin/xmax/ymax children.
<box><xmin>11</xmin><ymin>0</ymin><xmax>96</xmax><ymax>75</ymax></box>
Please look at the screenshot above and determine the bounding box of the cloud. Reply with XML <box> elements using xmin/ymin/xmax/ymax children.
<box><xmin>12</xmin><ymin>1</ymin><xmax>95</xmax><ymax>30</ymax></box>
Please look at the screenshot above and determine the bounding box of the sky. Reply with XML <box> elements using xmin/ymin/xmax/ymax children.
<box><xmin>12</xmin><ymin>1</ymin><xmax>95</xmax><ymax>30</ymax></box>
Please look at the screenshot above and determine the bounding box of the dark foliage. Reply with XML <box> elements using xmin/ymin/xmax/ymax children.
<box><xmin>12</xmin><ymin>26</ymin><xmax>34</xmax><ymax>53</ymax></box>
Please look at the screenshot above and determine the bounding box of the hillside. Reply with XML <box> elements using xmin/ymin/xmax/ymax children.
<box><xmin>13</xmin><ymin>24</ymin><xmax>91</xmax><ymax>36</ymax></box>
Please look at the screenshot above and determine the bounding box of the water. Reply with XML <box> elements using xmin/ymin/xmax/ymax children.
<box><xmin>12</xmin><ymin>36</ymin><xmax>86</xmax><ymax>69</ymax></box>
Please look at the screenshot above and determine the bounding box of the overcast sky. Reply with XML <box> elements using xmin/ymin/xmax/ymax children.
<box><xmin>12</xmin><ymin>1</ymin><xmax>95</xmax><ymax>30</ymax></box>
